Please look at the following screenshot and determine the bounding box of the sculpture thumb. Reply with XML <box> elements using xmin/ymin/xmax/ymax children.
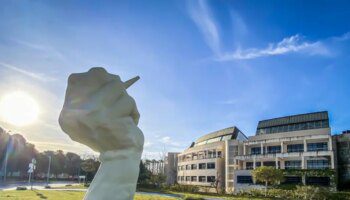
<box><xmin>123</xmin><ymin>76</ymin><xmax>140</xmax><ymax>89</ymax></box>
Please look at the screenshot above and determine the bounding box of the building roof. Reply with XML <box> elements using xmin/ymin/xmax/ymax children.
<box><xmin>194</xmin><ymin>126</ymin><xmax>244</xmax><ymax>144</ymax></box>
<box><xmin>257</xmin><ymin>111</ymin><xmax>329</xmax><ymax>129</ymax></box>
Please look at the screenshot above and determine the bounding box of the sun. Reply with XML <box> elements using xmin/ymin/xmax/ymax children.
<box><xmin>0</xmin><ymin>91</ymin><xmax>40</xmax><ymax>126</ymax></box>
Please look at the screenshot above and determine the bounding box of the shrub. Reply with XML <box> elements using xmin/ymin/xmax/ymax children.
<box><xmin>239</xmin><ymin>186</ymin><xmax>333</xmax><ymax>200</ymax></box>
<box><xmin>169</xmin><ymin>184</ymin><xmax>199</xmax><ymax>193</ymax></box>
<box><xmin>16</xmin><ymin>186</ymin><xmax>27</xmax><ymax>190</ymax></box>
<box><xmin>294</xmin><ymin>185</ymin><xmax>331</xmax><ymax>200</ymax></box>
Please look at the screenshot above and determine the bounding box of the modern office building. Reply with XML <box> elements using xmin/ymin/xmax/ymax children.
<box><xmin>225</xmin><ymin>111</ymin><xmax>336</xmax><ymax>193</ymax></box>
<box><xmin>164</xmin><ymin>152</ymin><xmax>180</xmax><ymax>185</ymax></box>
<box><xmin>333</xmin><ymin>130</ymin><xmax>350</xmax><ymax>189</ymax></box>
<box><xmin>177</xmin><ymin>127</ymin><xmax>247</xmax><ymax>191</ymax></box>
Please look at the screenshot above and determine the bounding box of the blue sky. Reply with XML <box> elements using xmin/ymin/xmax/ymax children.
<box><xmin>1</xmin><ymin>0</ymin><xmax>350</xmax><ymax>158</ymax></box>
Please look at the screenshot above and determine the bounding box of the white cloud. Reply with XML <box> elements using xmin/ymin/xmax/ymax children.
<box><xmin>159</xmin><ymin>136</ymin><xmax>182</xmax><ymax>147</ymax></box>
<box><xmin>0</xmin><ymin>62</ymin><xmax>56</xmax><ymax>82</ymax></box>
<box><xmin>219</xmin><ymin>35</ymin><xmax>330</xmax><ymax>61</ymax></box>
<box><xmin>187</xmin><ymin>1</ymin><xmax>333</xmax><ymax>61</ymax></box>
<box><xmin>188</xmin><ymin>0</ymin><xmax>221</xmax><ymax>55</ymax></box>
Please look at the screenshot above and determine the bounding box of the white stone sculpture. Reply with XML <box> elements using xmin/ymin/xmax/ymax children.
<box><xmin>59</xmin><ymin>67</ymin><xmax>144</xmax><ymax>200</ymax></box>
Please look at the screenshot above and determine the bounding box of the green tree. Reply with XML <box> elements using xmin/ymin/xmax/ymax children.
<box><xmin>137</xmin><ymin>160</ymin><xmax>151</xmax><ymax>185</ymax></box>
<box><xmin>81</xmin><ymin>158</ymin><xmax>100</xmax><ymax>183</ymax></box>
<box><xmin>251</xmin><ymin>166</ymin><xmax>284</xmax><ymax>196</ymax></box>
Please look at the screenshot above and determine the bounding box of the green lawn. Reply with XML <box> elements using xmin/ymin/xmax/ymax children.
<box><xmin>0</xmin><ymin>190</ymin><xmax>178</xmax><ymax>200</ymax></box>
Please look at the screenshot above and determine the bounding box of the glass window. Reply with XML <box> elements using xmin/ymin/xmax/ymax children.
<box><xmin>207</xmin><ymin>137</ymin><xmax>221</xmax><ymax>144</ymax></box>
<box><xmin>199</xmin><ymin>163</ymin><xmax>206</xmax><ymax>169</ymax></box>
<box><xmin>287</xmin><ymin>144</ymin><xmax>304</xmax><ymax>152</ymax></box>
<box><xmin>191</xmin><ymin>176</ymin><xmax>197</xmax><ymax>182</ymax></box>
<box><xmin>237</xmin><ymin>176</ymin><xmax>253</xmax><ymax>184</ymax></box>
<box><xmin>186</xmin><ymin>176</ymin><xmax>190</xmax><ymax>181</ymax></box>
<box><xmin>307</xmin><ymin>142</ymin><xmax>328</xmax><ymax>152</ymax></box>
<box><xmin>246</xmin><ymin>162</ymin><xmax>253</xmax><ymax>170</ymax></box>
<box><xmin>251</xmin><ymin>147</ymin><xmax>261</xmax><ymax>155</ymax></box>
<box><xmin>217</xmin><ymin>151</ymin><xmax>222</xmax><ymax>158</ymax></box>
<box><xmin>221</xmin><ymin>135</ymin><xmax>232</xmax><ymax>141</ymax></box>
<box><xmin>191</xmin><ymin>164</ymin><xmax>197</xmax><ymax>170</ymax></box>
<box><xmin>267</xmin><ymin>146</ymin><xmax>281</xmax><ymax>154</ymax></box>
<box><xmin>307</xmin><ymin>160</ymin><xmax>329</xmax><ymax>169</ymax></box>
<box><xmin>285</xmin><ymin>160</ymin><xmax>302</xmax><ymax>169</ymax></box>
<box><xmin>207</xmin><ymin>162</ymin><xmax>215</xmax><ymax>169</ymax></box>
<box><xmin>199</xmin><ymin>176</ymin><xmax>206</xmax><ymax>182</ymax></box>
<box><xmin>186</xmin><ymin>165</ymin><xmax>191</xmax><ymax>170</ymax></box>
<box><xmin>207</xmin><ymin>176</ymin><xmax>215</xmax><ymax>183</ymax></box>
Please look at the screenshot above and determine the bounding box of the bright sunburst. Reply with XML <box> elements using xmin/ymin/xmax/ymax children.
<box><xmin>0</xmin><ymin>91</ymin><xmax>40</xmax><ymax>126</ymax></box>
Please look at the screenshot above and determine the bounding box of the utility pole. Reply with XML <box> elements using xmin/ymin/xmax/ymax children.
<box><xmin>46</xmin><ymin>156</ymin><xmax>51</xmax><ymax>186</ymax></box>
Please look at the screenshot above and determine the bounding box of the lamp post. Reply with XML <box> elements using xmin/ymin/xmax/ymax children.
<box><xmin>28</xmin><ymin>158</ymin><xmax>36</xmax><ymax>190</ymax></box>
<box><xmin>46</xmin><ymin>156</ymin><xmax>51</xmax><ymax>186</ymax></box>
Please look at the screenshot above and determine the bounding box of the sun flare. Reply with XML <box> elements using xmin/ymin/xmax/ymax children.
<box><xmin>0</xmin><ymin>91</ymin><xmax>40</xmax><ymax>126</ymax></box>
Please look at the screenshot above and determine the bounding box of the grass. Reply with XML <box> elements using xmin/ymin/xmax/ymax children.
<box><xmin>0</xmin><ymin>190</ymin><xmax>178</xmax><ymax>200</ymax></box>
<box><xmin>50</xmin><ymin>184</ymin><xmax>87</xmax><ymax>189</ymax></box>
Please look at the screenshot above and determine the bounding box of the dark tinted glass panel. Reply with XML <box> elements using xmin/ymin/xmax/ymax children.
<box><xmin>237</xmin><ymin>176</ymin><xmax>253</xmax><ymax>184</ymax></box>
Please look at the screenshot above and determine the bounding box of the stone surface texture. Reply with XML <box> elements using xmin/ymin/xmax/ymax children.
<box><xmin>59</xmin><ymin>67</ymin><xmax>144</xmax><ymax>200</ymax></box>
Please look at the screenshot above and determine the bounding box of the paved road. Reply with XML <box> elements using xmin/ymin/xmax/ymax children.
<box><xmin>0</xmin><ymin>181</ymin><xmax>78</xmax><ymax>191</ymax></box>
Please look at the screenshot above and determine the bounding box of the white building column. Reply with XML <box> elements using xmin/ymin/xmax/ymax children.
<box><xmin>261</xmin><ymin>142</ymin><xmax>264</xmax><ymax>154</ymax></box>
<box><xmin>304</xmin><ymin>139</ymin><xmax>307</xmax><ymax>152</ymax></box>
<box><xmin>301</xmin><ymin>156</ymin><xmax>306</xmax><ymax>169</ymax></box>
<box><xmin>330</xmin><ymin>154</ymin><xmax>335</xmax><ymax>169</ymax></box>
<box><xmin>275</xmin><ymin>157</ymin><xmax>279</xmax><ymax>169</ymax></box>
<box><xmin>329</xmin><ymin>136</ymin><xmax>333</xmax><ymax>151</ymax></box>
<box><xmin>281</xmin><ymin>141</ymin><xmax>284</xmax><ymax>153</ymax></box>
<box><xmin>253</xmin><ymin>157</ymin><xmax>256</xmax><ymax>169</ymax></box>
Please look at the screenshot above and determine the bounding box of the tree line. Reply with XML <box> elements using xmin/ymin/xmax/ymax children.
<box><xmin>0</xmin><ymin>127</ymin><xmax>99</xmax><ymax>181</ymax></box>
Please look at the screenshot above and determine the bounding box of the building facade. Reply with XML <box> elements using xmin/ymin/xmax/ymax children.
<box><xmin>225</xmin><ymin>111</ymin><xmax>336</xmax><ymax>193</ymax></box>
<box><xmin>164</xmin><ymin>152</ymin><xmax>180</xmax><ymax>185</ymax></box>
<box><xmin>333</xmin><ymin>130</ymin><xmax>350</xmax><ymax>189</ymax></box>
<box><xmin>177</xmin><ymin>127</ymin><xmax>247</xmax><ymax>191</ymax></box>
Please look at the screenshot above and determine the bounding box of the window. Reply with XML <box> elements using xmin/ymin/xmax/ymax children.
<box><xmin>177</xmin><ymin>176</ymin><xmax>181</xmax><ymax>181</ymax></box>
<box><xmin>191</xmin><ymin>176</ymin><xmax>197</xmax><ymax>182</ymax></box>
<box><xmin>217</xmin><ymin>151</ymin><xmax>222</xmax><ymax>158</ymax></box>
<box><xmin>287</xmin><ymin>144</ymin><xmax>304</xmax><ymax>152</ymax></box>
<box><xmin>237</xmin><ymin>176</ymin><xmax>253</xmax><ymax>184</ymax></box>
<box><xmin>306</xmin><ymin>177</ymin><xmax>330</xmax><ymax>186</ymax></box>
<box><xmin>251</xmin><ymin>147</ymin><xmax>261</xmax><ymax>155</ymax></box>
<box><xmin>181</xmin><ymin>176</ymin><xmax>184</xmax><ymax>181</ymax></box>
<box><xmin>267</xmin><ymin>146</ymin><xmax>281</xmax><ymax>154</ymax></box>
<box><xmin>221</xmin><ymin>134</ymin><xmax>232</xmax><ymax>141</ymax></box>
<box><xmin>186</xmin><ymin>176</ymin><xmax>190</xmax><ymax>181</ymax></box>
<box><xmin>307</xmin><ymin>142</ymin><xmax>328</xmax><ymax>152</ymax></box>
<box><xmin>256</xmin><ymin>162</ymin><xmax>261</xmax><ymax>167</ymax></box>
<box><xmin>199</xmin><ymin>163</ymin><xmax>206</xmax><ymax>169</ymax></box>
<box><xmin>207</xmin><ymin>137</ymin><xmax>221</xmax><ymax>144</ymax></box>
<box><xmin>284</xmin><ymin>176</ymin><xmax>302</xmax><ymax>184</ymax></box>
<box><xmin>307</xmin><ymin>160</ymin><xmax>329</xmax><ymax>169</ymax></box>
<box><xmin>207</xmin><ymin>176</ymin><xmax>215</xmax><ymax>183</ymax></box>
<box><xmin>178</xmin><ymin>166</ymin><xmax>181</xmax><ymax>171</ymax></box>
<box><xmin>207</xmin><ymin>162</ymin><xmax>215</xmax><ymax>169</ymax></box>
<box><xmin>263</xmin><ymin>161</ymin><xmax>276</xmax><ymax>167</ymax></box>
<box><xmin>285</xmin><ymin>161</ymin><xmax>301</xmax><ymax>169</ymax></box>
<box><xmin>186</xmin><ymin>165</ymin><xmax>191</xmax><ymax>170</ymax></box>
<box><xmin>256</xmin><ymin>120</ymin><xmax>330</xmax><ymax>135</ymax></box>
<box><xmin>191</xmin><ymin>164</ymin><xmax>197</xmax><ymax>170</ymax></box>
<box><xmin>199</xmin><ymin>176</ymin><xmax>206</xmax><ymax>182</ymax></box>
<box><xmin>246</xmin><ymin>162</ymin><xmax>253</xmax><ymax>170</ymax></box>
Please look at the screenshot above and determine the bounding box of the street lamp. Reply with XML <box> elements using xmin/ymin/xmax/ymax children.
<box><xmin>46</xmin><ymin>156</ymin><xmax>52</xmax><ymax>186</ymax></box>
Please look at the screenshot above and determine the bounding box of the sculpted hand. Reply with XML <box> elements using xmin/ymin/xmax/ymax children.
<box><xmin>59</xmin><ymin>67</ymin><xmax>144</xmax><ymax>200</ymax></box>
